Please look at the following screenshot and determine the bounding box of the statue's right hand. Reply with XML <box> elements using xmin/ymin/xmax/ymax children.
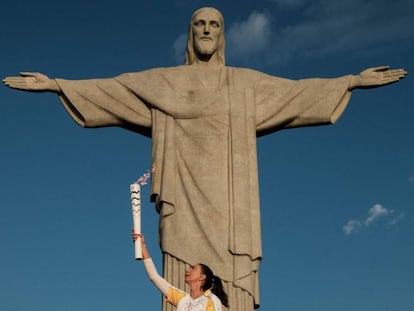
<box><xmin>2</xmin><ymin>72</ymin><xmax>60</xmax><ymax>93</ymax></box>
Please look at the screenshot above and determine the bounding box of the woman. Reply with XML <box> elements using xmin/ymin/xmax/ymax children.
<box><xmin>132</xmin><ymin>231</ymin><xmax>229</xmax><ymax>311</ymax></box>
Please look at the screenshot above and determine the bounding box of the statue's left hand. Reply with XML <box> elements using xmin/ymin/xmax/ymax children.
<box><xmin>350</xmin><ymin>66</ymin><xmax>407</xmax><ymax>90</ymax></box>
<box><xmin>2</xmin><ymin>72</ymin><xmax>61</xmax><ymax>93</ymax></box>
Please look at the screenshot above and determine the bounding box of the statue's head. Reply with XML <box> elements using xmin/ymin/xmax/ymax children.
<box><xmin>184</xmin><ymin>7</ymin><xmax>225</xmax><ymax>66</ymax></box>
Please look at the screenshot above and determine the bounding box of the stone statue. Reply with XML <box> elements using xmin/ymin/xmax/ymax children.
<box><xmin>2</xmin><ymin>7</ymin><xmax>406</xmax><ymax>311</ymax></box>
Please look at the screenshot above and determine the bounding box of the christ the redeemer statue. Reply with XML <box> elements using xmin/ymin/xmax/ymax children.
<box><xmin>3</xmin><ymin>7</ymin><xmax>406</xmax><ymax>311</ymax></box>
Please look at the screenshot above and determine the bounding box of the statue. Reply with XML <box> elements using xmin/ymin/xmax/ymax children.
<box><xmin>2</xmin><ymin>7</ymin><xmax>406</xmax><ymax>311</ymax></box>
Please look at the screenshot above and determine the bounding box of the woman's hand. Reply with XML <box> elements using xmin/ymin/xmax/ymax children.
<box><xmin>131</xmin><ymin>229</ymin><xmax>145</xmax><ymax>244</ymax></box>
<box><xmin>132</xmin><ymin>230</ymin><xmax>145</xmax><ymax>244</ymax></box>
<box><xmin>132</xmin><ymin>229</ymin><xmax>150</xmax><ymax>259</ymax></box>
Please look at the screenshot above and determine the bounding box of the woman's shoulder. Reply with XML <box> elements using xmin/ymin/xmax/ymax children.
<box><xmin>166</xmin><ymin>286</ymin><xmax>188</xmax><ymax>306</ymax></box>
<box><xmin>205</xmin><ymin>291</ymin><xmax>222</xmax><ymax>310</ymax></box>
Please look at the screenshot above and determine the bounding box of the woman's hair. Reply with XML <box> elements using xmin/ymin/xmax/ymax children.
<box><xmin>199</xmin><ymin>263</ymin><xmax>229</xmax><ymax>308</ymax></box>
<box><xmin>184</xmin><ymin>7</ymin><xmax>225</xmax><ymax>66</ymax></box>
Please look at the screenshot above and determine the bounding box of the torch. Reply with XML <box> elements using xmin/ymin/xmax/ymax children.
<box><xmin>130</xmin><ymin>183</ymin><xmax>142</xmax><ymax>260</ymax></box>
<box><xmin>130</xmin><ymin>170</ymin><xmax>151</xmax><ymax>260</ymax></box>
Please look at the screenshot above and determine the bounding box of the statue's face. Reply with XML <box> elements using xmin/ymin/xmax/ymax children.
<box><xmin>192</xmin><ymin>9</ymin><xmax>222</xmax><ymax>59</ymax></box>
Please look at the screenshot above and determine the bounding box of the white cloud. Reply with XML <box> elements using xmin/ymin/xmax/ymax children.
<box><xmin>388</xmin><ymin>213</ymin><xmax>406</xmax><ymax>228</ymax></box>
<box><xmin>226</xmin><ymin>11</ymin><xmax>272</xmax><ymax>61</ymax></box>
<box><xmin>267</xmin><ymin>0</ymin><xmax>414</xmax><ymax>64</ymax></box>
<box><xmin>365</xmin><ymin>204</ymin><xmax>392</xmax><ymax>226</ymax></box>
<box><xmin>343</xmin><ymin>219</ymin><xmax>362</xmax><ymax>235</ymax></box>
<box><xmin>343</xmin><ymin>204</ymin><xmax>403</xmax><ymax>235</ymax></box>
<box><xmin>267</xmin><ymin>0</ymin><xmax>307</xmax><ymax>8</ymax></box>
<box><xmin>172</xmin><ymin>33</ymin><xmax>187</xmax><ymax>65</ymax></box>
<box><xmin>172</xmin><ymin>0</ymin><xmax>414</xmax><ymax>66</ymax></box>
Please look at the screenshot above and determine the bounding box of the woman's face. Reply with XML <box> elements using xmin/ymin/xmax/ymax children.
<box><xmin>185</xmin><ymin>264</ymin><xmax>206</xmax><ymax>284</ymax></box>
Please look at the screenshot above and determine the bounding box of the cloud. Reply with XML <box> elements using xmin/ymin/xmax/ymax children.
<box><xmin>267</xmin><ymin>0</ymin><xmax>307</xmax><ymax>8</ymax></box>
<box><xmin>226</xmin><ymin>11</ymin><xmax>272</xmax><ymax>62</ymax></box>
<box><xmin>172</xmin><ymin>0</ymin><xmax>414</xmax><ymax>65</ymax></box>
<box><xmin>172</xmin><ymin>33</ymin><xmax>187</xmax><ymax>65</ymax></box>
<box><xmin>388</xmin><ymin>212</ymin><xmax>406</xmax><ymax>228</ymax></box>
<box><xmin>343</xmin><ymin>219</ymin><xmax>362</xmax><ymax>235</ymax></box>
<box><xmin>365</xmin><ymin>204</ymin><xmax>392</xmax><ymax>226</ymax></box>
<box><xmin>343</xmin><ymin>204</ymin><xmax>403</xmax><ymax>235</ymax></box>
<box><xmin>267</xmin><ymin>0</ymin><xmax>414</xmax><ymax>64</ymax></box>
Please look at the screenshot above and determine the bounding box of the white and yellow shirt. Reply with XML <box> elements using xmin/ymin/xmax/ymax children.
<box><xmin>143</xmin><ymin>258</ymin><xmax>222</xmax><ymax>311</ymax></box>
<box><xmin>166</xmin><ymin>287</ymin><xmax>222</xmax><ymax>311</ymax></box>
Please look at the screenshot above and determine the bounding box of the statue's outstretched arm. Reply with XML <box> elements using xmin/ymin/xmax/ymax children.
<box><xmin>349</xmin><ymin>66</ymin><xmax>407</xmax><ymax>90</ymax></box>
<box><xmin>3</xmin><ymin>72</ymin><xmax>61</xmax><ymax>93</ymax></box>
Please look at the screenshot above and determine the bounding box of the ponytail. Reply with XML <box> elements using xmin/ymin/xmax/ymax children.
<box><xmin>211</xmin><ymin>275</ymin><xmax>229</xmax><ymax>308</ymax></box>
<box><xmin>200</xmin><ymin>264</ymin><xmax>229</xmax><ymax>308</ymax></box>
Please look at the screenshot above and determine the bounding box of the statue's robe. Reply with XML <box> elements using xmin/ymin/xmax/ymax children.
<box><xmin>56</xmin><ymin>65</ymin><xmax>352</xmax><ymax>310</ymax></box>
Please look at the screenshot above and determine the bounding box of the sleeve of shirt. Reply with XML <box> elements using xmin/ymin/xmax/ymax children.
<box><xmin>165</xmin><ymin>287</ymin><xmax>187</xmax><ymax>307</ymax></box>
<box><xmin>143</xmin><ymin>258</ymin><xmax>171</xmax><ymax>296</ymax></box>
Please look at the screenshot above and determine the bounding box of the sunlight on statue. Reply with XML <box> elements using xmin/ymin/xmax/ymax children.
<box><xmin>3</xmin><ymin>7</ymin><xmax>407</xmax><ymax>311</ymax></box>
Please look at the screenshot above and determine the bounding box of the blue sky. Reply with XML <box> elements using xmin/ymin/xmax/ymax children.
<box><xmin>1</xmin><ymin>0</ymin><xmax>413</xmax><ymax>310</ymax></box>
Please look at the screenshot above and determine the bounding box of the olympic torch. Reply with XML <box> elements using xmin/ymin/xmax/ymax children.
<box><xmin>130</xmin><ymin>183</ymin><xmax>142</xmax><ymax>260</ymax></box>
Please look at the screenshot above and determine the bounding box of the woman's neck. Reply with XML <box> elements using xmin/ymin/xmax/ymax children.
<box><xmin>189</xmin><ymin>284</ymin><xmax>205</xmax><ymax>299</ymax></box>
